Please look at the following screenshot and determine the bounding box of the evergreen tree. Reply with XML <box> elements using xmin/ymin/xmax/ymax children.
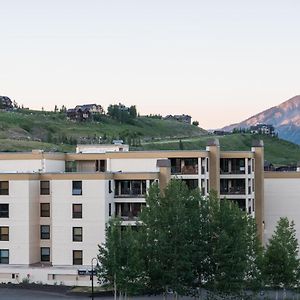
<box><xmin>139</xmin><ymin>181</ymin><xmax>195</xmax><ymax>296</ymax></box>
<box><xmin>263</xmin><ymin>217</ymin><xmax>300</xmax><ymax>289</ymax></box>
<box><xmin>206</xmin><ymin>195</ymin><xmax>250</xmax><ymax>297</ymax></box>
<box><xmin>97</xmin><ymin>218</ymin><xmax>123</xmax><ymax>300</ymax></box>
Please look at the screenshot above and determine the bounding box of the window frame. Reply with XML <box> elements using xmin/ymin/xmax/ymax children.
<box><xmin>0</xmin><ymin>249</ymin><xmax>9</xmax><ymax>264</ymax></box>
<box><xmin>0</xmin><ymin>227</ymin><xmax>9</xmax><ymax>241</ymax></box>
<box><xmin>40</xmin><ymin>203</ymin><xmax>50</xmax><ymax>217</ymax></box>
<box><xmin>40</xmin><ymin>225</ymin><xmax>50</xmax><ymax>240</ymax></box>
<box><xmin>73</xmin><ymin>250</ymin><xmax>83</xmax><ymax>265</ymax></box>
<box><xmin>40</xmin><ymin>181</ymin><xmax>50</xmax><ymax>195</ymax></box>
<box><xmin>72</xmin><ymin>204</ymin><xmax>82</xmax><ymax>219</ymax></box>
<box><xmin>72</xmin><ymin>227</ymin><xmax>83</xmax><ymax>242</ymax></box>
<box><xmin>0</xmin><ymin>181</ymin><xmax>9</xmax><ymax>196</ymax></box>
<box><xmin>72</xmin><ymin>181</ymin><xmax>82</xmax><ymax>196</ymax></box>
<box><xmin>40</xmin><ymin>247</ymin><xmax>50</xmax><ymax>262</ymax></box>
<box><xmin>0</xmin><ymin>204</ymin><xmax>9</xmax><ymax>218</ymax></box>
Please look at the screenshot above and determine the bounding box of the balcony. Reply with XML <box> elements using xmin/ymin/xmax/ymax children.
<box><xmin>170</xmin><ymin>158</ymin><xmax>198</xmax><ymax>175</ymax></box>
<box><xmin>115</xmin><ymin>203</ymin><xmax>145</xmax><ymax>220</ymax></box>
<box><xmin>115</xmin><ymin>180</ymin><xmax>146</xmax><ymax>198</ymax></box>
<box><xmin>220</xmin><ymin>179</ymin><xmax>246</xmax><ymax>195</ymax></box>
<box><xmin>220</xmin><ymin>158</ymin><xmax>246</xmax><ymax>175</ymax></box>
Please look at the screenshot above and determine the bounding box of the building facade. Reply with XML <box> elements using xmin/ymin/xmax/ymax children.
<box><xmin>0</xmin><ymin>140</ymin><xmax>297</xmax><ymax>286</ymax></box>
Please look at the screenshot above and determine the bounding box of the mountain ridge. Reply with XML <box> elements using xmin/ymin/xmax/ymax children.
<box><xmin>221</xmin><ymin>95</ymin><xmax>300</xmax><ymax>144</ymax></box>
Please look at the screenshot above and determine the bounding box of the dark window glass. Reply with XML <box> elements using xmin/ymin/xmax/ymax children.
<box><xmin>41</xmin><ymin>247</ymin><xmax>50</xmax><ymax>262</ymax></box>
<box><xmin>73</xmin><ymin>227</ymin><xmax>83</xmax><ymax>242</ymax></box>
<box><xmin>72</xmin><ymin>204</ymin><xmax>82</xmax><ymax>218</ymax></box>
<box><xmin>40</xmin><ymin>181</ymin><xmax>50</xmax><ymax>195</ymax></box>
<box><xmin>73</xmin><ymin>250</ymin><xmax>83</xmax><ymax>265</ymax></box>
<box><xmin>40</xmin><ymin>203</ymin><xmax>50</xmax><ymax>217</ymax></box>
<box><xmin>72</xmin><ymin>181</ymin><xmax>82</xmax><ymax>195</ymax></box>
<box><xmin>0</xmin><ymin>227</ymin><xmax>9</xmax><ymax>241</ymax></box>
<box><xmin>0</xmin><ymin>181</ymin><xmax>9</xmax><ymax>195</ymax></box>
<box><xmin>40</xmin><ymin>225</ymin><xmax>50</xmax><ymax>239</ymax></box>
<box><xmin>0</xmin><ymin>204</ymin><xmax>9</xmax><ymax>218</ymax></box>
<box><xmin>0</xmin><ymin>249</ymin><xmax>9</xmax><ymax>264</ymax></box>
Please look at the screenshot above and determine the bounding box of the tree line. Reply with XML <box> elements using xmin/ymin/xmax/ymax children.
<box><xmin>97</xmin><ymin>180</ymin><xmax>300</xmax><ymax>299</ymax></box>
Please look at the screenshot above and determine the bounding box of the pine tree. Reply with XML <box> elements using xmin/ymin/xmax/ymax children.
<box><xmin>263</xmin><ymin>217</ymin><xmax>300</xmax><ymax>289</ymax></box>
<box><xmin>206</xmin><ymin>195</ymin><xmax>250</xmax><ymax>297</ymax></box>
<box><xmin>139</xmin><ymin>181</ymin><xmax>195</xmax><ymax>296</ymax></box>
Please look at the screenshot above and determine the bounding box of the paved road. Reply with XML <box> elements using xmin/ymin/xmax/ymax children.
<box><xmin>0</xmin><ymin>288</ymin><xmax>88</xmax><ymax>300</ymax></box>
<box><xmin>2</xmin><ymin>288</ymin><xmax>300</xmax><ymax>300</ymax></box>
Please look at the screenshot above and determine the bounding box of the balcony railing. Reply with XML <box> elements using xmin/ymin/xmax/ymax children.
<box><xmin>220</xmin><ymin>187</ymin><xmax>246</xmax><ymax>195</ymax></box>
<box><xmin>115</xmin><ymin>188</ymin><xmax>146</xmax><ymax>198</ymax></box>
<box><xmin>171</xmin><ymin>166</ymin><xmax>198</xmax><ymax>175</ymax></box>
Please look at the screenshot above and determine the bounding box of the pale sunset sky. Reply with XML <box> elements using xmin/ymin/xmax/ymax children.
<box><xmin>0</xmin><ymin>0</ymin><xmax>300</xmax><ymax>129</ymax></box>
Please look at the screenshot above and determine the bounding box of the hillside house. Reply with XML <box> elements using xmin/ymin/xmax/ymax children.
<box><xmin>67</xmin><ymin>104</ymin><xmax>104</xmax><ymax>121</ymax></box>
<box><xmin>164</xmin><ymin>114</ymin><xmax>192</xmax><ymax>124</ymax></box>
<box><xmin>0</xmin><ymin>96</ymin><xmax>13</xmax><ymax>110</ymax></box>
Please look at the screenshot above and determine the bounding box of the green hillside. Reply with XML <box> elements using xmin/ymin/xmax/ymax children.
<box><xmin>0</xmin><ymin>109</ymin><xmax>205</xmax><ymax>152</ymax></box>
<box><xmin>0</xmin><ymin>110</ymin><xmax>298</xmax><ymax>166</ymax></box>
<box><xmin>136</xmin><ymin>133</ymin><xmax>300</xmax><ymax>166</ymax></box>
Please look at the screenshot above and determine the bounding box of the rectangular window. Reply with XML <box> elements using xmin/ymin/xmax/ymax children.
<box><xmin>0</xmin><ymin>181</ymin><xmax>9</xmax><ymax>195</ymax></box>
<box><xmin>109</xmin><ymin>203</ymin><xmax>111</xmax><ymax>217</ymax></box>
<box><xmin>41</xmin><ymin>247</ymin><xmax>50</xmax><ymax>262</ymax></box>
<box><xmin>40</xmin><ymin>203</ymin><xmax>50</xmax><ymax>217</ymax></box>
<box><xmin>109</xmin><ymin>180</ymin><xmax>112</xmax><ymax>193</ymax></box>
<box><xmin>73</xmin><ymin>250</ymin><xmax>83</xmax><ymax>265</ymax></box>
<box><xmin>0</xmin><ymin>204</ymin><xmax>9</xmax><ymax>218</ymax></box>
<box><xmin>40</xmin><ymin>225</ymin><xmax>50</xmax><ymax>239</ymax></box>
<box><xmin>0</xmin><ymin>249</ymin><xmax>9</xmax><ymax>264</ymax></box>
<box><xmin>72</xmin><ymin>204</ymin><xmax>82</xmax><ymax>219</ymax></box>
<box><xmin>0</xmin><ymin>227</ymin><xmax>9</xmax><ymax>241</ymax></box>
<box><xmin>72</xmin><ymin>181</ymin><xmax>82</xmax><ymax>195</ymax></box>
<box><xmin>73</xmin><ymin>227</ymin><xmax>83</xmax><ymax>242</ymax></box>
<box><xmin>40</xmin><ymin>181</ymin><xmax>50</xmax><ymax>195</ymax></box>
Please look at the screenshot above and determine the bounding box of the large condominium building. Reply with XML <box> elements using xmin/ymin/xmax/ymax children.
<box><xmin>0</xmin><ymin>140</ymin><xmax>299</xmax><ymax>286</ymax></box>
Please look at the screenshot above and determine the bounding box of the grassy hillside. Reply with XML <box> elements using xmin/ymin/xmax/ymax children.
<box><xmin>136</xmin><ymin>133</ymin><xmax>300</xmax><ymax>166</ymax></box>
<box><xmin>0</xmin><ymin>110</ymin><xmax>298</xmax><ymax>166</ymax></box>
<box><xmin>0</xmin><ymin>109</ymin><xmax>206</xmax><ymax>151</ymax></box>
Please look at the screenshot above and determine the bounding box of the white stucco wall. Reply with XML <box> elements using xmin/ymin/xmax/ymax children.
<box><xmin>264</xmin><ymin>178</ymin><xmax>300</xmax><ymax>245</ymax></box>
<box><xmin>109</xmin><ymin>158</ymin><xmax>159</xmax><ymax>172</ymax></box>
<box><xmin>43</xmin><ymin>160</ymin><xmax>65</xmax><ymax>172</ymax></box>
<box><xmin>0</xmin><ymin>180</ymin><xmax>39</xmax><ymax>265</ymax></box>
<box><xmin>0</xmin><ymin>160</ymin><xmax>42</xmax><ymax>173</ymax></box>
<box><xmin>51</xmin><ymin>179</ymin><xmax>109</xmax><ymax>266</ymax></box>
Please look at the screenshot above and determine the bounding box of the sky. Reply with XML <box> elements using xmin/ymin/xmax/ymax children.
<box><xmin>0</xmin><ymin>0</ymin><xmax>300</xmax><ymax>129</ymax></box>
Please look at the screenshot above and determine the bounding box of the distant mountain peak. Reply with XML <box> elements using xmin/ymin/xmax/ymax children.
<box><xmin>221</xmin><ymin>95</ymin><xmax>300</xmax><ymax>144</ymax></box>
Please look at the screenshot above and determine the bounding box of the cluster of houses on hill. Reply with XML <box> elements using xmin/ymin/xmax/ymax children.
<box><xmin>250</xmin><ymin>124</ymin><xmax>275</xmax><ymax>136</ymax></box>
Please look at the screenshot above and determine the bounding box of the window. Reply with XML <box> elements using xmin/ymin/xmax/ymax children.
<box><xmin>0</xmin><ymin>181</ymin><xmax>9</xmax><ymax>195</ymax></box>
<box><xmin>0</xmin><ymin>227</ymin><xmax>9</xmax><ymax>241</ymax></box>
<box><xmin>109</xmin><ymin>180</ymin><xmax>112</xmax><ymax>193</ymax></box>
<box><xmin>72</xmin><ymin>204</ymin><xmax>82</xmax><ymax>218</ymax></box>
<box><xmin>0</xmin><ymin>204</ymin><xmax>9</xmax><ymax>218</ymax></box>
<box><xmin>40</xmin><ymin>225</ymin><xmax>50</xmax><ymax>239</ymax></box>
<box><xmin>73</xmin><ymin>250</ymin><xmax>83</xmax><ymax>265</ymax></box>
<box><xmin>41</xmin><ymin>247</ymin><xmax>50</xmax><ymax>262</ymax></box>
<box><xmin>0</xmin><ymin>249</ymin><xmax>9</xmax><ymax>264</ymax></box>
<box><xmin>40</xmin><ymin>203</ymin><xmax>50</xmax><ymax>217</ymax></box>
<box><xmin>109</xmin><ymin>203</ymin><xmax>111</xmax><ymax>217</ymax></box>
<box><xmin>40</xmin><ymin>181</ymin><xmax>50</xmax><ymax>195</ymax></box>
<box><xmin>72</xmin><ymin>181</ymin><xmax>82</xmax><ymax>195</ymax></box>
<box><xmin>73</xmin><ymin>227</ymin><xmax>82</xmax><ymax>242</ymax></box>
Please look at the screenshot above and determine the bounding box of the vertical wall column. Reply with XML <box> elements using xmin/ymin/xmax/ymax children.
<box><xmin>252</xmin><ymin>140</ymin><xmax>264</xmax><ymax>243</ymax></box>
<box><xmin>156</xmin><ymin>159</ymin><xmax>171</xmax><ymax>195</ymax></box>
<box><xmin>206</xmin><ymin>139</ymin><xmax>220</xmax><ymax>196</ymax></box>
